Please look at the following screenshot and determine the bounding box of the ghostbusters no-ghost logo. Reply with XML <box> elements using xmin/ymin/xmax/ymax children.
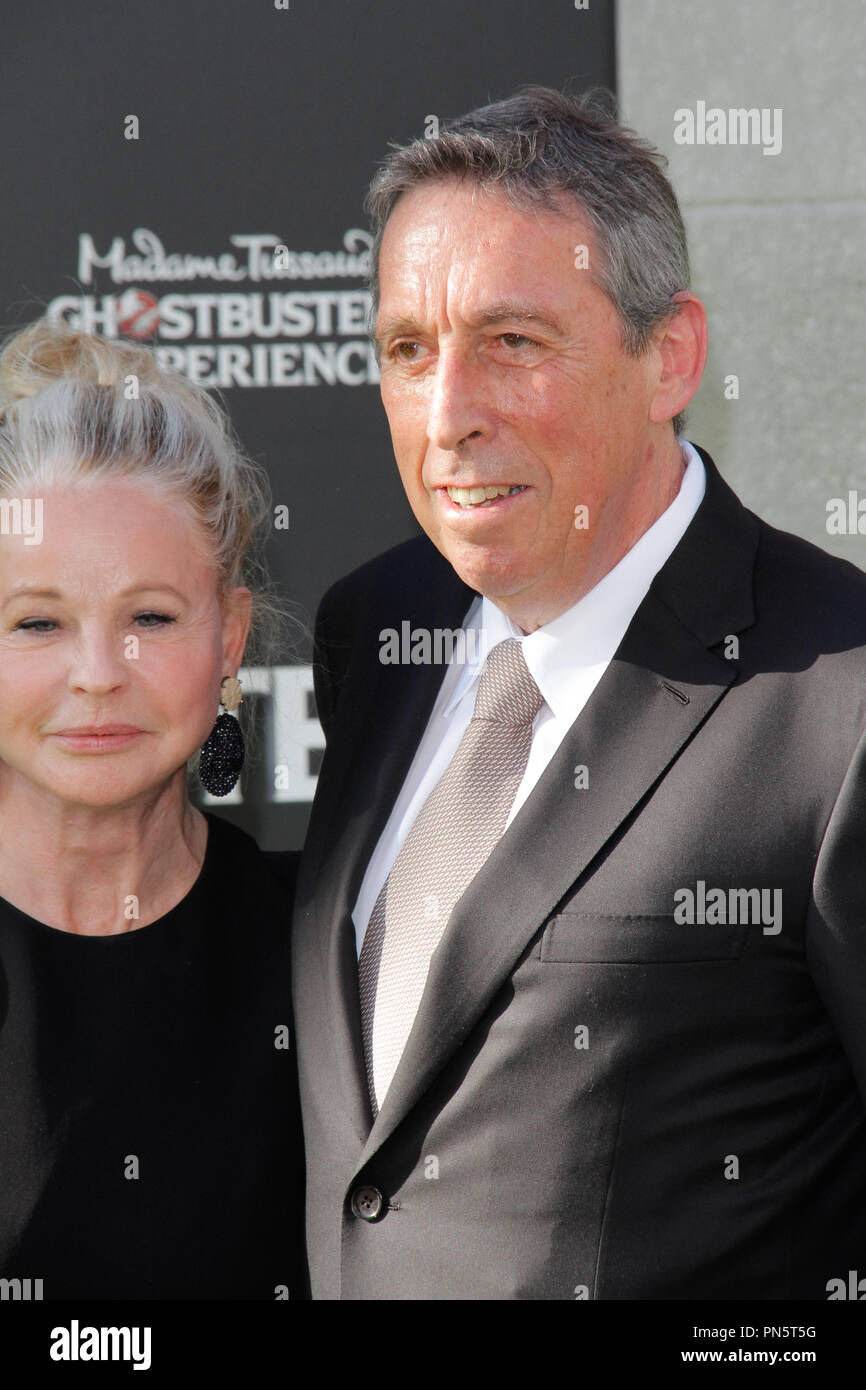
<box><xmin>116</xmin><ymin>289</ymin><xmax>160</xmax><ymax>339</ymax></box>
<box><xmin>49</xmin><ymin>230</ymin><xmax>380</xmax><ymax>387</ymax></box>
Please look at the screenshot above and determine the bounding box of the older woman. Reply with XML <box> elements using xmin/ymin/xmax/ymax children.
<box><xmin>0</xmin><ymin>317</ymin><xmax>303</xmax><ymax>1299</ymax></box>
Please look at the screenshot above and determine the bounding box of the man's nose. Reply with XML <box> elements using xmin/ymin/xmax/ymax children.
<box><xmin>425</xmin><ymin>346</ymin><xmax>491</xmax><ymax>452</ymax></box>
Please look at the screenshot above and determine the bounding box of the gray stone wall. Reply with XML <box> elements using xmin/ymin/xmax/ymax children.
<box><xmin>617</xmin><ymin>0</ymin><xmax>865</xmax><ymax>566</ymax></box>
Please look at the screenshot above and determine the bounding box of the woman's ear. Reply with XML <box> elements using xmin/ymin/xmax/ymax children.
<box><xmin>221</xmin><ymin>586</ymin><xmax>253</xmax><ymax>671</ymax></box>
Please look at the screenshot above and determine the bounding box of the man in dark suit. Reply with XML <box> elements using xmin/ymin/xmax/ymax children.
<box><xmin>292</xmin><ymin>87</ymin><xmax>866</xmax><ymax>1299</ymax></box>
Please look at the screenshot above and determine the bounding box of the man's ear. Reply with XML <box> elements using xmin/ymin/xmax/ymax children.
<box><xmin>648</xmin><ymin>291</ymin><xmax>708</xmax><ymax>426</ymax></box>
<box><xmin>221</xmin><ymin>586</ymin><xmax>253</xmax><ymax>671</ymax></box>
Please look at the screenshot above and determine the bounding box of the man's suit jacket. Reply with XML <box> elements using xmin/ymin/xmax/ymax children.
<box><xmin>292</xmin><ymin>446</ymin><xmax>866</xmax><ymax>1300</ymax></box>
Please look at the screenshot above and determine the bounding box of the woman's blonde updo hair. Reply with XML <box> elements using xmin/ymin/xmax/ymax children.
<box><xmin>0</xmin><ymin>314</ymin><xmax>300</xmax><ymax>764</ymax></box>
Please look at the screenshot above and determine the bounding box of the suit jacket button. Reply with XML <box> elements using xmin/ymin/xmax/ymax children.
<box><xmin>351</xmin><ymin>1185</ymin><xmax>385</xmax><ymax>1221</ymax></box>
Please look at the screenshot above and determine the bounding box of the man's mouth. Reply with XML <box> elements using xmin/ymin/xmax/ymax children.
<box><xmin>445</xmin><ymin>484</ymin><xmax>528</xmax><ymax>509</ymax></box>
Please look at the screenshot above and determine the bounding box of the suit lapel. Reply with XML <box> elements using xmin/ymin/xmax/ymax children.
<box><xmin>353</xmin><ymin>449</ymin><xmax>760</xmax><ymax>1166</ymax></box>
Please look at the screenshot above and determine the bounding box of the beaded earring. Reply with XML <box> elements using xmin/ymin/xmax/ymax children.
<box><xmin>198</xmin><ymin>675</ymin><xmax>245</xmax><ymax>795</ymax></box>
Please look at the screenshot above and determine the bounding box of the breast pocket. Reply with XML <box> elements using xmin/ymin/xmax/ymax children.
<box><xmin>537</xmin><ymin>912</ymin><xmax>749</xmax><ymax>963</ymax></box>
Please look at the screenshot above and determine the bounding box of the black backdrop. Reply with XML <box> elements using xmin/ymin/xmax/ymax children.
<box><xmin>1</xmin><ymin>0</ymin><xmax>615</xmax><ymax>847</ymax></box>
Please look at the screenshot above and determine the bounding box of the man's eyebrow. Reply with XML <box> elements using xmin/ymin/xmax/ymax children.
<box><xmin>374</xmin><ymin>301</ymin><xmax>568</xmax><ymax>345</ymax></box>
<box><xmin>471</xmin><ymin>301</ymin><xmax>569</xmax><ymax>336</ymax></box>
<box><xmin>373</xmin><ymin>315</ymin><xmax>421</xmax><ymax>347</ymax></box>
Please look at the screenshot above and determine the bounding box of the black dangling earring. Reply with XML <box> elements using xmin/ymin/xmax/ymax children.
<box><xmin>199</xmin><ymin>675</ymin><xmax>245</xmax><ymax>796</ymax></box>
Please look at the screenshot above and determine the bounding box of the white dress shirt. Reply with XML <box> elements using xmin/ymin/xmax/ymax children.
<box><xmin>353</xmin><ymin>439</ymin><xmax>707</xmax><ymax>954</ymax></box>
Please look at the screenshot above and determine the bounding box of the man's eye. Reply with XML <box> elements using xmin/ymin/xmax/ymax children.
<box><xmin>393</xmin><ymin>341</ymin><xmax>421</xmax><ymax>360</ymax></box>
<box><xmin>134</xmin><ymin>612</ymin><xmax>177</xmax><ymax>628</ymax></box>
<box><xmin>499</xmin><ymin>333</ymin><xmax>535</xmax><ymax>349</ymax></box>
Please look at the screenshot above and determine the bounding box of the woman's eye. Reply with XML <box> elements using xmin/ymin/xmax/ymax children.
<box><xmin>12</xmin><ymin>613</ymin><xmax>177</xmax><ymax>633</ymax></box>
<box><xmin>14</xmin><ymin>618</ymin><xmax>56</xmax><ymax>633</ymax></box>
<box><xmin>134</xmin><ymin>612</ymin><xmax>177</xmax><ymax>628</ymax></box>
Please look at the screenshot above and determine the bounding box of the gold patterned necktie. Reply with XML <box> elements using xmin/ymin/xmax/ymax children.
<box><xmin>358</xmin><ymin>637</ymin><xmax>544</xmax><ymax>1114</ymax></box>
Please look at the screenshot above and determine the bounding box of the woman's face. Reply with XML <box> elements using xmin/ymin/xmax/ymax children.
<box><xmin>0</xmin><ymin>479</ymin><xmax>251</xmax><ymax>810</ymax></box>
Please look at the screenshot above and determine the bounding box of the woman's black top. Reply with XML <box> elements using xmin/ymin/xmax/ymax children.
<box><xmin>0</xmin><ymin>810</ymin><xmax>303</xmax><ymax>1300</ymax></box>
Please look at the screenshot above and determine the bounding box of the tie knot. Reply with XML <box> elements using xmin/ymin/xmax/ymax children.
<box><xmin>471</xmin><ymin>638</ymin><xmax>544</xmax><ymax>727</ymax></box>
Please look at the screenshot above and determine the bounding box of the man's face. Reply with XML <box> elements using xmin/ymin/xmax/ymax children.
<box><xmin>375</xmin><ymin>178</ymin><xmax>671</xmax><ymax>629</ymax></box>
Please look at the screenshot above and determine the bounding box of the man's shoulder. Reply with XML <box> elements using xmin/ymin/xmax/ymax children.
<box><xmin>317</xmin><ymin>534</ymin><xmax>473</xmax><ymax>627</ymax></box>
<box><xmin>755</xmin><ymin>510</ymin><xmax>866</xmax><ymax>601</ymax></box>
<box><xmin>326</xmin><ymin>533</ymin><xmax>455</xmax><ymax>593</ymax></box>
<box><xmin>744</xmin><ymin>506</ymin><xmax>866</xmax><ymax>669</ymax></box>
<box><xmin>688</xmin><ymin>445</ymin><xmax>866</xmax><ymax>647</ymax></box>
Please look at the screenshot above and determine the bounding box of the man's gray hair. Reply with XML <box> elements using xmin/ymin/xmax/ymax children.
<box><xmin>365</xmin><ymin>85</ymin><xmax>691</xmax><ymax>436</ymax></box>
